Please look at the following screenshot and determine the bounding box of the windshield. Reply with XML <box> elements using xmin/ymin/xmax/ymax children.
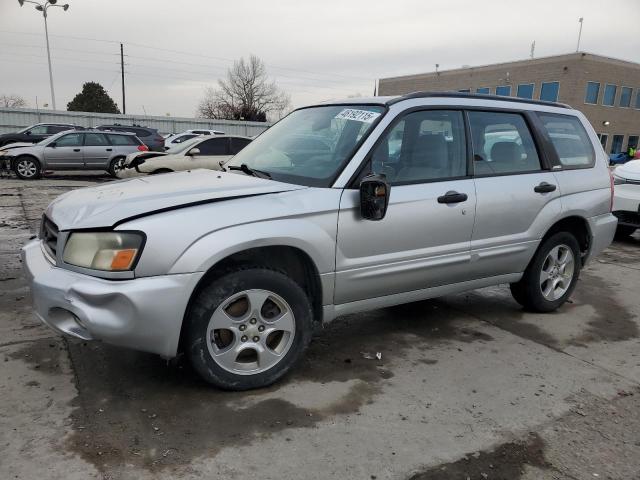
<box><xmin>226</xmin><ymin>104</ymin><xmax>385</xmax><ymax>187</ymax></box>
<box><xmin>166</xmin><ymin>137</ymin><xmax>201</xmax><ymax>154</ymax></box>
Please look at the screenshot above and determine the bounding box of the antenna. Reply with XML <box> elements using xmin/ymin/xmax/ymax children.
<box><xmin>530</xmin><ymin>40</ymin><xmax>536</xmax><ymax>59</ymax></box>
<box><xmin>576</xmin><ymin>17</ymin><xmax>584</xmax><ymax>52</ymax></box>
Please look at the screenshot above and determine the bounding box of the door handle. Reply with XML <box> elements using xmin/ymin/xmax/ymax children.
<box><xmin>437</xmin><ymin>191</ymin><xmax>468</xmax><ymax>204</ymax></box>
<box><xmin>73</xmin><ymin>148</ymin><xmax>81</xmax><ymax>152</ymax></box>
<box><xmin>106</xmin><ymin>148</ymin><xmax>112</xmax><ymax>151</ymax></box>
<box><xmin>534</xmin><ymin>182</ymin><xmax>556</xmax><ymax>193</ymax></box>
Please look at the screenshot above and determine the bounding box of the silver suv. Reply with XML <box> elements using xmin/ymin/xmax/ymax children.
<box><xmin>6</xmin><ymin>130</ymin><xmax>146</xmax><ymax>179</ymax></box>
<box><xmin>22</xmin><ymin>93</ymin><xmax>617</xmax><ymax>390</ymax></box>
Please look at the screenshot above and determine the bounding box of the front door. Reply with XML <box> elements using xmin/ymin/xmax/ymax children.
<box><xmin>335</xmin><ymin>109</ymin><xmax>476</xmax><ymax>305</ymax></box>
<box><xmin>466</xmin><ymin>110</ymin><xmax>561</xmax><ymax>278</ymax></box>
<box><xmin>43</xmin><ymin>132</ymin><xmax>84</xmax><ymax>169</ymax></box>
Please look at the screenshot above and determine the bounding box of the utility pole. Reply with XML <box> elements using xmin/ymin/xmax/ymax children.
<box><xmin>576</xmin><ymin>17</ymin><xmax>584</xmax><ymax>52</ymax></box>
<box><xmin>120</xmin><ymin>43</ymin><xmax>126</xmax><ymax>114</ymax></box>
<box><xmin>530</xmin><ymin>40</ymin><xmax>536</xmax><ymax>59</ymax></box>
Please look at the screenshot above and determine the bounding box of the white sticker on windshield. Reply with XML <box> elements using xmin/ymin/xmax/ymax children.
<box><xmin>334</xmin><ymin>109</ymin><xmax>381</xmax><ymax>123</ymax></box>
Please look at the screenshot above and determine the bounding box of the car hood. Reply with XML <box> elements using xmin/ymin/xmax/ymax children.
<box><xmin>614</xmin><ymin>160</ymin><xmax>640</xmax><ymax>181</ymax></box>
<box><xmin>1</xmin><ymin>142</ymin><xmax>39</xmax><ymax>152</ymax></box>
<box><xmin>46</xmin><ymin>169</ymin><xmax>307</xmax><ymax>230</ymax></box>
<box><xmin>124</xmin><ymin>150</ymin><xmax>168</xmax><ymax>164</ymax></box>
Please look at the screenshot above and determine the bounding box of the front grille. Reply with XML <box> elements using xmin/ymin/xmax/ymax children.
<box><xmin>613</xmin><ymin>210</ymin><xmax>640</xmax><ymax>227</ymax></box>
<box><xmin>40</xmin><ymin>215</ymin><xmax>59</xmax><ymax>259</ymax></box>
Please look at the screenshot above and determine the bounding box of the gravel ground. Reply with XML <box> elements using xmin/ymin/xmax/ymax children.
<box><xmin>1</xmin><ymin>172</ymin><xmax>639</xmax><ymax>480</ymax></box>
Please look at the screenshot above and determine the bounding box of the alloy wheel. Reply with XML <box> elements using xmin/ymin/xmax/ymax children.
<box><xmin>16</xmin><ymin>159</ymin><xmax>37</xmax><ymax>178</ymax></box>
<box><xmin>539</xmin><ymin>244</ymin><xmax>575</xmax><ymax>301</ymax></box>
<box><xmin>205</xmin><ymin>289</ymin><xmax>296</xmax><ymax>375</ymax></box>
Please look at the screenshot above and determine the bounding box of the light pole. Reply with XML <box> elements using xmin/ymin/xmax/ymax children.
<box><xmin>18</xmin><ymin>0</ymin><xmax>69</xmax><ymax>111</ymax></box>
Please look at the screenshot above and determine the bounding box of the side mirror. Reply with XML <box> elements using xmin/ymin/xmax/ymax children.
<box><xmin>47</xmin><ymin>142</ymin><xmax>56</xmax><ymax>148</ymax></box>
<box><xmin>360</xmin><ymin>174</ymin><xmax>390</xmax><ymax>221</ymax></box>
<box><xmin>25</xmin><ymin>131</ymin><xmax>31</xmax><ymax>135</ymax></box>
<box><xmin>187</xmin><ymin>148</ymin><xmax>200</xmax><ymax>156</ymax></box>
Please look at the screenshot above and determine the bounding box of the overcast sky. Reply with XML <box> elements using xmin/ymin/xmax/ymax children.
<box><xmin>0</xmin><ymin>0</ymin><xmax>638</xmax><ymax>118</ymax></box>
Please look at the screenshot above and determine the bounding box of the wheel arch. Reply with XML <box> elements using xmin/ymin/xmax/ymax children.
<box><xmin>541</xmin><ymin>215</ymin><xmax>591</xmax><ymax>264</ymax></box>
<box><xmin>12</xmin><ymin>154</ymin><xmax>42</xmax><ymax>176</ymax></box>
<box><xmin>178</xmin><ymin>244</ymin><xmax>324</xmax><ymax>354</ymax></box>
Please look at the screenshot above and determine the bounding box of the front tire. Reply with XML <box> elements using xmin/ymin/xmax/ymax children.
<box><xmin>13</xmin><ymin>156</ymin><xmax>41</xmax><ymax>180</ymax></box>
<box><xmin>510</xmin><ymin>232</ymin><xmax>581</xmax><ymax>313</ymax></box>
<box><xmin>185</xmin><ymin>268</ymin><xmax>313</xmax><ymax>390</ymax></box>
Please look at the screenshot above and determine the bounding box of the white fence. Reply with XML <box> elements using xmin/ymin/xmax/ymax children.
<box><xmin>0</xmin><ymin>107</ymin><xmax>271</xmax><ymax>137</ymax></box>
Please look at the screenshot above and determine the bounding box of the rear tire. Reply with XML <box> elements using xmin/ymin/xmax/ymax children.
<box><xmin>13</xmin><ymin>156</ymin><xmax>41</xmax><ymax>180</ymax></box>
<box><xmin>615</xmin><ymin>225</ymin><xmax>636</xmax><ymax>239</ymax></box>
<box><xmin>185</xmin><ymin>268</ymin><xmax>313</xmax><ymax>390</ymax></box>
<box><xmin>510</xmin><ymin>232</ymin><xmax>581</xmax><ymax>313</ymax></box>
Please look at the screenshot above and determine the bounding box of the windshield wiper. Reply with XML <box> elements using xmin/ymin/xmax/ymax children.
<box><xmin>227</xmin><ymin>163</ymin><xmax>271</xmax><ymax>179</ymax></box>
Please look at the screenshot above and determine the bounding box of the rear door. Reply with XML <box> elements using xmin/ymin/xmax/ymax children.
<box><xmin>467</xmin><ymin>110</ymin><xmax>561</xmax><ymax>278</ymax></box>
<box><xmin>82</xmin><ymin>132</ymin><xmax>111</xmax><ymax>169</ymax></box>
<box><xmin>43</xmin><ymin>132</ymin><xmax>84</xmax><ymax>169</ymax></box>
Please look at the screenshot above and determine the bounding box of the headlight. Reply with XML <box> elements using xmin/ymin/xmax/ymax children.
<box><xmin>63</xmin><ymin>231</ymin><xmax>145</xmax><ymax>271</ymax></box>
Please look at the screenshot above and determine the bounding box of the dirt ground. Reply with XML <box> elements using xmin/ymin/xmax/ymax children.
<box><xmin>1</xmin><ymin>172</ymin><xmax>639</xmax><ymax>480</ymax></box>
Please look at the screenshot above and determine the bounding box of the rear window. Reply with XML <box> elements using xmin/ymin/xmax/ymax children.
<box><xmin>538</xmin><ymin>114</ymin><xmax>595</xmax><ymax>168</ymax></box>
<box><xmin>106</xmin><ymin>134</ymin><xmax>139</xmax><ymax>146</ymax></box>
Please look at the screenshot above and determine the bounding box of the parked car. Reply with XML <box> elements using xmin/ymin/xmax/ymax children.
<box><xmin>96</xmin><ymin>124</ymin><xmax>164</xmax><ymax>151</ymax></box>
<box><xmin>5</xmin><ymin>130</ymin><xmax>147</xmax><ymax>179</ymax></box>
<box><xmin>0</xmin><ymin>123</ymin><xmax>83</xmax><ymax>147</ymax></box>
<box><xmin>163</xmin><ymin>132</ymin><xmax>201</xmax><ymax>149</ymax></box>
<box><xmin>184</xmin><ymin>129</ymin><xmax>225</xmax><ymax>135</ymax></box>
<box><xmin>117</xmin><ymin>135</ymin><xmax>252</xmax><ymax>178</ymax></box>
<box><xmin>22</xmin><ymin>92</ymin><xmax>616</xmax><ymax>390</ymax></box>
<box><xmin>612</xmin><ymin>159</ymin><xmax>640</xmax><ymax>237</ymax></box>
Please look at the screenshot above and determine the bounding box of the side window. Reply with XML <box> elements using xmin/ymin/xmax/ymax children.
<box><xmin>230</xmin><ymin>137</ymin><xmax>251</xmax><ymax>154</ymax></box>
<box><xmin>197</xmin><ymin>138</ymin><xmax>229</xmax><ymax>155</ymax></box>
<box><xmin>106</xmin><ymin>134</ymin><xmax>137</xmax><ymax>146</ymax></box>
<box><xmin>84</xmin><ymin>133</ymin><xmax>109</xmax><ymax>146</ymax></box>
<box><xmin>538</xmin><ymin>113</ymin><xmax>595</xmax><ymax>168</ymax></box>
<box><xmin>468</xmin><ymin>111</ymin><xmax>541</xmax><ymax>175</ymax></box>
<box><xmin>27</xmin><ymin>125</ymin><xmax>49</xmax><ymax>135</ymax></box>
<box><xmin>134</xmin><ymin>128</ymin><xmax>151</xmax><ymax>138</ymax></box>
<box><xmin>55</xmin><ymin>133</ymin><xmax>83</xmax><ymax>147</ymax></box>
<box><xmin>47</xmin><ymin>125</ymin><xmax>71</xmax><ymax>134</ymax></box>
<box><xmin>370</xmin><ymin>110</ymin><xmax>467</xmax><ymax>185</ymax></box>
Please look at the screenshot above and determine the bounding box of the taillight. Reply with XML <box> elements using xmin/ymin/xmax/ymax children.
<box><xmin>609</xmin><ymin>169</ymin><xmax>615</xmax><ymax>212</ymax></box>
<box><xmin>137</xmin><ymin>145</ymin><xmax>149</xmax><ymax>152</ymax></box>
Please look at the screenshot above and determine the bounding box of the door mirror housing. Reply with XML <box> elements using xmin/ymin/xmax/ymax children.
<box><xmin>187</xmin><ymin>148</ymin><xmax>200</xmax><ymax>156</ymax></box>
<box><xmin>25</xmin><ymin>131</ymin><xmax>31</xmax><ymax>135</ymax></box>
<box><xmin>360</xmin><ymin>174</ymin><xmax>390</xmax><ymax>221</ymax></box>
<box><xmin>47</xmin><ymin>142</ymin><xmax>56</xmax><ymax>148</ymax></box>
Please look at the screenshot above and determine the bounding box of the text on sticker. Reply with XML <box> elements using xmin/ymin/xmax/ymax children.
<box><xmin>335</xmin><ymin>109</ymin><xmax>381</xmax><ymax>123</ymax></box>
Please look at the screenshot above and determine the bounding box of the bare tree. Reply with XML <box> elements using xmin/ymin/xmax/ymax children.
<box><xmin>0</xmin><ymin>94</ymin><xmax>27</xmax><ymax>108</ymax></box>
<box><xmin>197</xmin><ymin>55</ymin><xmax>290</xmax><ymax>122</ymax></box>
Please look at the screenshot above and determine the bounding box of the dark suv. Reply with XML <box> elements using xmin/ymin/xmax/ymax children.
<box><xmin>97</xmin><ymin>124</ymin><xmax>164</xmax><ymax>151</ymax></box>
<box><xmin>0</xmin><ymin>123</ymin><xmax>84</xmax><ymax>147</ymax></box>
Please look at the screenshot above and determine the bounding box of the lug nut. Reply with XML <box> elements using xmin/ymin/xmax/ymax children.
<box><xmin>241</xmin><ymin>335</ymin><xmax>248</xmax><ymax>342</ymax></box>
<box><xmin>239</xmin><ymin>325</ymin><xmax>247</xmax><ymax>331</ymax></box>
<box><xmin>258</xmin><ymin>325</ymin><xmax>265</xmax><ymax>332</ymax></box>
<box><xmin>252</xmin><ymin>336</ymin><xmax>260</xmax><ymax>342</ymax></box>
<box><xmin>250</xmin><ymin>318</ymin><xmax>257</xmax><ymax>324</ymax></box>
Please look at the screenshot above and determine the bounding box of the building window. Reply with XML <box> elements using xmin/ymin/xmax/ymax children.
<box><xmin>584</xmin><ymin>82</ymin><xmax>600</xmax><ymax>104</ymax></box>
<box><xmin>636</xmin><ymin>90</ymin><xmax>640</xmax><ymax>109</ymax></box>
<box><xmin>516</xmin><ymin>83</ymin><xmax>534</xmax><ymax>99</ymax></box>
<box><xmin>540</xmin><ymin>81</ymin><xmax>560</xmax><ymax>102</ymax></box>
<box><xmin>495</xmin><ymin>85</ymin><xmax>511</xmax><ymax>96</ymax></box>
<box><xmin>476</xmin><ymin>87</ymin><xmax>491</xmax><ymax>94</ymax></box>
<box><xmin>602</xmin><ymin>84</ymin><xmax>617</xmax><ymax>106</ymax></box>
<box><xmin>619</xmin><ymin>87</ymin><xmax>632</xmax><ymax>108</ymax></box>
<box><xmin>598</xmin><ymin>134</ymin><xmax>608</xmax><ymax>150</ymax></box>
<box><xmin>628</xmin><ymin>136</ymin><xmax>639</xmax><ymax>151</ymax></box>
<box><xmin>611</xmin><ymin>134</ymin><xmax>624</xmax><ymax>154</ymax></box>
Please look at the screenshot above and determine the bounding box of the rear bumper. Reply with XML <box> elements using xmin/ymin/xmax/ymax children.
<box><xmin>22</xmin><ymin>239</ymin><xmax>203</xmax><ymax>358</ymax></box>
<box><xmin>585</xmin><ymin>213</ymin><xmax>617</xmax><ymax>264</ymax></box>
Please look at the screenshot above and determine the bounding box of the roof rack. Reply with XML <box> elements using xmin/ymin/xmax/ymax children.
<box><xmin>388</xmin><ymin>91</ymin><xmax>571</xmax><ymax>109</ymax></box>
